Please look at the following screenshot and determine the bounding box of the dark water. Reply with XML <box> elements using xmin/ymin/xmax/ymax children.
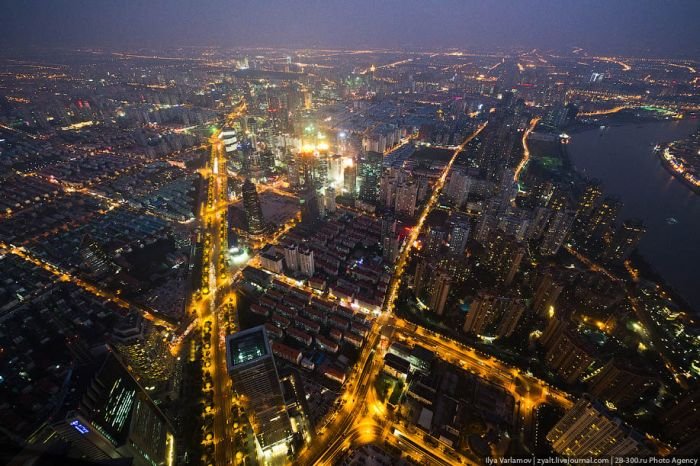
<box><xmin>567</xmin><ymin>119</ymin><xmax>700</xmax><ymax>313</ymax></box>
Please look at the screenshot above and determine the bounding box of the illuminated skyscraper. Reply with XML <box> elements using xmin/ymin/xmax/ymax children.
<box><xmin>226</xmin><ymin>327</ymin><xmax>293</xmax><ymax>460</ymax></box>
<box><xmin>547</xmin><ymin>396</ymin><xmax>650</xmax><ymax>457</ymax></box>
<box><xmin>358</xmin><ymin>151</ymin><xmax>382</xmax><ymax>204</ymax></box>
<box><xmin>343</xmin><ymin>163</ymin><xmax>357</xmax><ymax>197</ymax></box>
<box><xmin>532</xmin><ymin>272</ymin><xmax>564</xmax><ymax>317</ymax></box>
<box><xmin>463</xmin><ymin>292</ymin><xmax>502</xmax><ymax>335</ymax></box>
<box><xmin>483</xmin><ymin>232</ymin><xmax>525</xmax><ymax>286</ymax></box>
<box><xmin>242</xmin><ymin>178</ymin><xmax>266</xmax><ymax>235</ymax></box>
<box><xmin>540</xmin><ymin>209</ymin><xmax>576</xmax><ymax>256</ymax></box>
<box><xmin>325</xmin><ymin>186</ymin><xmax>337</xmax><ymax>213</ymax></box>
<box><xmin>424</xmin><ymin>224</ymin><xmax>446</xmax><ymax>256</ymax></box>
<box><xmin>603</xmin><ymin>219</ymin><xmax>646</xmax><ymax>264</ymax></box>
<box><xmin>48</xmin><ymin>351</ymin><xmax>175</xmax><ymax>466</ymax></box>
<box><xmin>463</xmin><ymin>292</ymin><xmax>524</xmax><ymax>338</ymax></box>
<box><xmin>542</xmin><ymin>323</ymin><xmax>597</xmax><ymax>384</ymax></box>
<box><xmin>576</xmin><ymin>181</ymin><xmax>603</xmax><ymax>220</ymax></box>
<box><xmin>581</xmin><ymin>197</ymin><xmax>621</xmax><ymax>250</ymax></box>
<box><xmin>394</xmin><ymin>181</ymin><xmax>418</xmax><ymax>217</ymax></box>
<box><xmin>427</xmin><ymin>271</ymin><xmax>451</xmax><ymax>316</ymax></box>
<box><xmin>316</xmin><ymin>187</ymin><xmax>326</xmax><ymax>218</ymax></box>
<box><xmin>446</xmin><ymin>168</ymin><xmax>470</xmax><ymax>207</ymax></box>
<box><xmin>660</xmin><ymin>388</ymin><xmax>700</xmax><ymax>453</ymax></box>
<box><xmin>448</xmin><ymin>213</ymin><xmax>471</xmax><ymax>256</ymax></box>
<box><xmin>496</xmin><ymin>299</ymin><xmax>526</xmax><ymax>338</ymax></box>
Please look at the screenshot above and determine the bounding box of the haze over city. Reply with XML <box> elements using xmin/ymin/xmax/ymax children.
<box><xmin>3</xmin><ymin>0</ymin><xmax>700</xmax><ymax>56</ymax></box>
<box><xmin>1</xmin><ymin>2</ymin><xmax>700</xmax><ymax>466</ymax></box>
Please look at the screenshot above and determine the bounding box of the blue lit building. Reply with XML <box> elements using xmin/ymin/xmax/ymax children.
<box><xmin>48</xmin><ymin>350</ymin><xmax>175</xmax><ymax>466</ymax></box>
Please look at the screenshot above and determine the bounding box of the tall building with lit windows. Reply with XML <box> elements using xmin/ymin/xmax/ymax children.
<box><xmin>299</xmin><ymin>184</ymin><xmax>321</xmax><ymax>226</ymax></box>
<box><xmin>298</xmin><ymin>246</ymin><xmax>315</xmax><ymax>277</ymax></box>
<box><xmin>576</xmin><ymin>181</ymin><xmax>603</xmax><ymax>220</ymax></box>
<box><xmin>448</xmin><ymin>213</ymin><xmax>471</xmax><ymax>256</ymax></box>
<box><xmin>343</xmin><ymin>163</ymin><xmax>357</xmax><ymax>197</ymax></box>
<box><xmin>427</xmin><ymin>271</ymin><xmax>451</xmax><ymax>316</ymax></box>
<box><xmin>483</xmin><ymin>232</ymin><xmax>525</xmax><ymax>286</ymax></box>
<box><xmin>532</xmin><ymin>272</ymin><xmax>564</xmax><ymax>317</ymax></box>
<box><xmin>446</xmin><ymin>168</ymin><xmax>470</xmax><ymax>207</ymax></box>
<box><xmin>226</xmin><ymin>327</ymin><xmax>293</xmax><ymax>461</ymax></box>
<box><xmin>358</xmin><ymin>151</ymin><xmax>382</xmax><ymax>204</ymax></box>
<box><xmin>463</xmin><ymin>292</ymin><xmax>524</xmax><ymax>338</ymax></box>
<box><xmin>587</xmin><ymin>358</ymin><xmax>656</xmax><ymax>408</ymax></box>
<box><xmin>603</xmin><ymin>219</ymin><xmax>646</xmax><ymax>264</ymax></box>
<box><xmin>394</xmin><ymin>181</ymin><xmax>418</xmax><ymax>217</ymax></box>
<box><xmin>581</xmin><ymin>197</ymin><xmax>621</xmax><ymax>249</ymax></box>
<box><xmin>547</xmin><ymin>395</ymin><xmax>650</xmax><ymax>457</ymax></box>
<box><xmin>48</xmin><ymin>350</ymin><xmax>175</xmax><ymax>466</ymax></box>
<box><xmin>541</xmin><ymin>321</ymin><xmax>597</xmax><ymax>384</ymax></box>
<box><xmin>283</xmin><ymin>242</ymin><xmax>299</xmax><ymax>272</ymax></box>
<box><xmin>540</xmin><ymin>209</ymin><xmax>576</xmax><ymax>256</ymax></box>
<box><xmin>242</xmin><ymin>178</ymin><xmax>266</xmax><ymax>235</ymax></box>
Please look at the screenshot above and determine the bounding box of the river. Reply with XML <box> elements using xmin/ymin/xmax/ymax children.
<box><xmin>566</xmin><ymin>119</ymin><xmax>700</xmax><ymax>313</ymax></box>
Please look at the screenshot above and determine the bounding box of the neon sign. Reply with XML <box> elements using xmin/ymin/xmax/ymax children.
<box><xmin>70</xmin><ymin>420</ymin><xmax>90</xmax><ymax>435</ymax></box>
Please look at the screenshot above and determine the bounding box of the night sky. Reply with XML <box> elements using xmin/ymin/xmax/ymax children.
<box><xmin>3</xmin><ymin>0</ymin><xmax>699</xmax><ymax>57</ymax></box>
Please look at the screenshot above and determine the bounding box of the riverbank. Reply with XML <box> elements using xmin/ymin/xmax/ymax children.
<box><xmin>565</xmin><ymin>119</ymin><xmax>700</xmax><ymax>313</ymax></box>
<box><xmin>657</xmin><ymin>147</ymin><xmax>700</xmax><ymax>194</ymax></box>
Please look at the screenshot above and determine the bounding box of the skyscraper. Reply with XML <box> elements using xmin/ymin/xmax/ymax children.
<box><xmin>446</xmin><ymin>168</ymin><xmax>470</xmax><ymax>208</ymax></box>
<box><xmin>394</xmin><ymin>181</ymin><xmax>418</xmax><ymax>217</ymax></box>
<box><xmin>299</xmin><ymin>186</ymin><xmax>320</xmax><ymax>225</ymax></box>
<box><xmin>427</xmin><ymin>271</ymin><xmax>451</xmax><ymax>316</ymax></box>
<box><xmin>413</xmin><ymin>255</ymin><xmax>430</xmax><ymax>296</ymax></box>
<box><xmin>496</xmin><ymin>299</ymin><xmax>526</xmax><ymax>338</ymax></box>
<box><xmin>581</xmin><ymin>197</ymin><xmax>621</xmax><ymax>250</ymax></box>
<box><xmin>542</xmin><ymin>323</ymin><xmax>597</xmax><ymax>384</ymax></box>
<box><xmin>283</xmin><ymin>242</ymin><xmax>299</xmax><ymax>272</ymax></box>
<box><xmin>226</xmin><ymin>327</ymin><xmax>293</xmax><ymax>459</ymax></box>
<box><xmin>448</xmin><ymin>213</ymin><xmax>471</xmax><ymax>256</ymax></box>
<box><xmin>48</xmin><ymin>350</ymin><xmax>175</xmax><ymax>466</ymax></box>
<box><xmin>424</xmin><ymin>225</ymin><xmax>446</xmax><ymax>256</ymax></box>
<box><xmin>587</xmin><ymin>359</ymin><xmax>656</xmax><ymax>408</ymax></box>
<box><xmin>325</xmin><ymin>186</ymin><xmax>337</xmax><ymax>213</ymax></box>
<box><xmin>483</xmin><ymin>232</ymin><xmax>525</xmax><ymax>286</ymax></box>
<box><xmin>659</xmin><ymin>388</ymin><xmax>700</xmax><ymax>452</ymax></box>
<box><xmin>298</xmin><ymin>246</ymin><xmax>314</xmax><ymax>277</ymax></box>
<box><xmin>603</xmin><ymin>219</ymin><xmax>646</xmax><ymax>264</ymax></box>
<box><xmin>532</xmin><ymin>272</ymin><xmax>564</xmax><ymax>317</ymax></box>
<box><xmin>358</xmin><ymin>151</ymin><xmax>382</xmax><ymax>204</ymax></box>
<box><xmin>576</xmin><ymin>181</ymin><xmax>603</xmax><ymax>220</ymax></box>
<box><xmin>463</xmin><ymin>292</ymin><xmax>501</xmax><ymax>335</ymax></box>
<box><xmin>379</xmin><ymin>168</ymin><xmax>397</xmax><ymax>209</ymax></box>
<box><xmin>547</xmin><ymin>396</ymin><xmax>650</xmax><ymax>457</ymax></box>
<box><xmin>540</xmin><ymin>209</ymin><xmax>576</xmax><ymax>256</ymax></box>
<box><xmin>343</xmin><ymin>163</ymin><xmax>357</xmax><ymax>197</ymax></box>
<box><xmin>242</xmin><ymin>178</ymin><xmax>266</xmax><ymax>235</ymax></box>
<box><xmin>463</xmin><ymin>293</ymin><xmax>524</xmax><ymax>338</ymax></box>
<box><xmin>316</xmin><ymin>187</ymin><xmax>326</xmax><ymax>218</ymax></box>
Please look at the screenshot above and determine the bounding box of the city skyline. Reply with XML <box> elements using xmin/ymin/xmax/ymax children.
<box><xmin>1</xmin><ymin>3</ymin><xmax>699</xmax><ymax>466</ymax></box>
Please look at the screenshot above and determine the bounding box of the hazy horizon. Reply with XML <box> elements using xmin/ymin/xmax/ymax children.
<box><xmin>3</xmin><ymin>0</ymin><xmax>700</xmax><ymax>59</ymax></box>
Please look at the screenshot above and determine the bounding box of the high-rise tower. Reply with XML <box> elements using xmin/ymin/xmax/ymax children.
<box><xmin>242</xmin><ymin>178</ymin><xmax>266</xmax><ymax>235</ymax></box>
<box><xmin>48</xmin><ymin>351</ymin><xmax>175</xmax><ymax>466</ymax></box>
<box><xmin>547</xmin><ymin>396</ymin><xmax>650</xmax><ymax>457</ymax></box>
<box><xmin>226</xmin><ymin>327</ymin><xmax>292</xmax><ymax>459</ymax></box>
